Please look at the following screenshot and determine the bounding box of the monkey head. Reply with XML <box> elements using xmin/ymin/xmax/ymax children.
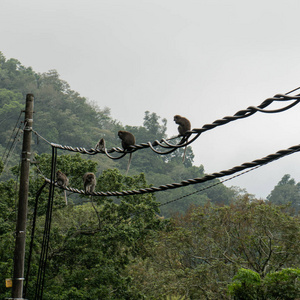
<box><xmin>174</xmin><ymin>115</ymin><xmax>182</xmax><ymax>124</ymax></box>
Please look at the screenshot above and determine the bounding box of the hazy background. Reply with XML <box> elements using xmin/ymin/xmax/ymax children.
<box><xmin>2</xmin><ymin>0</ymin><xmax>300</xmax><ymax>198</ymax></box>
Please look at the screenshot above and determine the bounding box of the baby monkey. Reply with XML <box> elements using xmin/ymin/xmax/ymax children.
<box><xmin>174</xmin><ymin>115</ymin><xmax>191</xmax><ymax>162</ymax></box>
<box><xmin>118</xmin><ymin>130</ymin><xmax>136</xmax><ymax>175</ymax></box>
<box><xmin>83</xmin><ymin>172</ymin><xmax>97</xmax><ymax>194</ymax></box>
<box><xmin>56</xmin><ymin>170</ymin><xmax>69</xmax><ymax>205</ymax></box>
<box><xmin>95</xmin><ymin>138</ymin><xmax>105</xmax><ymax>151</ymax></box>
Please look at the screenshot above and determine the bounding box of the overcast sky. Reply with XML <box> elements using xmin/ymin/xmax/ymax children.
<box><xmin>2</xmin><ymin>0</ymin><xmax>300</xmax><ymax>198</ymax></box>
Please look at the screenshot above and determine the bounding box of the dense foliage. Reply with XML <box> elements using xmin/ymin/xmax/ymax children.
<box><xmin>267</xmin><ymin>174</ymin><xmax>300</xmax><ymax>213</ymax></box>
<box><xmin>0</xmin><ymin>51</ymin><xmax>234</xmax><ymax>215</ymax></box>
<box><xmin>228</xmin><ymin>268</ymin><xmax>300</xmax><ymax>300</ymax></box>
<box><xmin>1</xmin><ymin>52</ymin><xmax>300</xmax><ymax>299</ymax></box>
<box><xmin>0</xmin><ymin>154</ymin><xmax>165</xmax><ymax>299</ymax></box>
<box><xmin>128</xmin><ymin>197</ymin><xmax>300</xmax><ymax>299</ymax></box>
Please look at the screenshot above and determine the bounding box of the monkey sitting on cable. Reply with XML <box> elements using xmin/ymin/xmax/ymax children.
<box><xmin>95</xmin><ymin>138</ymin><xmax>105</xmax><ymax>151</ymax></box>
<box><xmin>174</xmin><ymin>115</ymin><xmax>191</xmax><ymax>162</ymax></box>
<box><xmin>118</xmin><ymin>130</ymin><xmax>136</xmax><ymax>175</ymax></box>
<box><xmin>83</xmin><ymin>172</ymin><xmax>97</xmax><ymax>194</ymax></box>
<box><xmin>83</xmin><ymin>172</ymin><xmax>100</xmax><ymax>226</ymax></box>
<box><xmin>56</xmin><ymin>170</ymin><xmax>69</xmax><ymax>205</ymax></box>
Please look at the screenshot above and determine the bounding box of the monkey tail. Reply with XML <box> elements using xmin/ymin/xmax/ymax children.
<box><xmin>181</xmin><ymin>135</ymin><xmax>190</xmax><ymax>163</ymax></box>
<box><xmin>90</xmin><ymin>196</ymin><xmax>101</xmax><ymax>229</ymax></box>
<box><xmin>182</xmin><ymin>146</ymin><xmax>187</xmax><ymax>163</ymax></box>
<box><xmin>64</xmin><ymin>190</ymin><xmax>68</xmax><ymax>205</ymax></box>
<box><xmin>125</xmin><ymin>153</ymin><xmax>132</xmax><ymax>175</ymax></box>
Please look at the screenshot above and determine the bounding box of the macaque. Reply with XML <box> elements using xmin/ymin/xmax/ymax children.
<box><xmin>56</xmin><ymin>170</ymin><xmax>69</xmax><ymax>205</ymax></box>
<box><xmin>83</xmin><ymin>172</ymin><xmax>100</xmax><ymax>225</ymax></box>
<box><xmin>174</xmin><ymin>115</ymin><xmax>191</xmax><ymax>136</ymax></box>
<box><xmin>83</xmin><ymin>172</ymin><xmax>97</xmax><ymax>194</ymax></box>
<box><xmin>118</xmin><ymin>130</ymin><xmax>136</xmax><ymax>175</ymax></box>
<box><xmin>174</xmin><ymin>115</ymin><xmax>191</xmax><ymax>162</ymax></box>
<box><xmin>95</xmin><ymin>138</ymin><xmax>105</xmax><ymax>151</ymax></box>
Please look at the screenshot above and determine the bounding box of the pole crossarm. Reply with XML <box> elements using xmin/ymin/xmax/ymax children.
<box><xmin>33</xmin><ymin>90</ymin><xmax>300</xmax><ymax>158</ymax></box>
<box><xmin>43</xmin><ymin>142</ymin><xmax>300</xmax><ymax>197</ymax></box>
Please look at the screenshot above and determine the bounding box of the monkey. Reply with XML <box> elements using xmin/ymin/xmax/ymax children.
<box><xmin>83</xmin><ymin>172</ymin><xmax>100</xmax><ymax>226</ymax></box>
<box><xmin>174</xmin><ymin>115</ymin><xmax>191</xmax><ymax>163</ymax></box>
<box><xmin>95</xmin><ymin>138</ymin><xmax>105</xmax><ymax>151</ymax></box>
<box><xmin>118</xmin><ymin>130</ymin><xmax>136</xmax><ymax>175</ymax></box>
<box><xmin>56</xmin><ymin>170</ymin><xmax>69</xmax><ymax>205</ymax></box>
<box><xmin>118</xmin><ymin>130</ymin><xmax>136</xmax><ymax>149</ymax></box>
<box><xmin>174</xmin><ymin>115</ymin><xmax>191</xmax><ymax>136</ymax></box>
<box><xmin>83</xmin><ymin>172</ymin><xmax>97</xmax><ymax>194</ymax></box>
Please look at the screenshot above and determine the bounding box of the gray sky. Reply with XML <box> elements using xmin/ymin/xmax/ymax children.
<box><xmin>2</xmin><ymin>0</ymin><xmax>300</xmax><ymax>198</ymax></box>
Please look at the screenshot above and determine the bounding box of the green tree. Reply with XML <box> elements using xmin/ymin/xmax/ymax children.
<box><xmin>143</xmin><ymin>110</ymin><xmax>167</xmax><ymax>140</ymax></box>
<box><xmin>264</xmin><ymin>268</ymin><xmax>300</xmax><ymax>299</ymax></box>
<box><xmin>0</xmin><ymin>52</ymin><xmax>235</xmax><ymax>217</ymax></box>
<box><xmin>0</xmin><ymin>54</ymin><xmax>37</xmax><ymax>95</ymax></box>
<box><xmin>128</xmin><ymin>198</ymin><xmax>300</xmax><ymax>299</ymax></box>
<box><xmin>0</xmin><ymin>52</ymin><xmax>119</xmax><ymax>155</ymax></box>
<box><xmin>0</xmin><ymin>179</ymin><xmax>18</xmax><ymax>298</ymax></box>
<box><xmin>228</xmin><ymin>267</ymin><xmax>300</xmax><ymax>299</ymax></box>
<box><xmin>22</xmin><ymin>165</ymin><xmax>164</xmax><ymax>299</ymax></box>
<box><xmin>267</xmin><ymin>174</ymin><xmax>300</xmax><ymax>213</ymax></box>
<box><xmin>228</xmin><ymin>268</ymin><xmax>261</xmax><ymax>300</ymax></box>
<box><xmin>0</xmin><ymin>88</ymin><xmax>23</xmax><ymax>144</ymax></box>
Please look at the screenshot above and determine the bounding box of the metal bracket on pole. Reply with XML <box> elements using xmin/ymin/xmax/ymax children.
<box><xmin>21</xmin><ymin>151</ymin><xmax>31</xmax><ymax>162</ymax></box>
<box><xmin>15</xmin><ymin>231</ymin><xmax>25</xmax><ymax>236</ymax></box>
<box><xmin>23</xmin><ymin>119</ymin><xmax>33</xmax><ymax>131</ymax></box>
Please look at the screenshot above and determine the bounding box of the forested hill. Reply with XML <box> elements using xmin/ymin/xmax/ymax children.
<box><xmin>0</xmin><ymin>51</ymin><xmax>238</xmax><ymax>213</ymax></box>
<box><xmin>2</xmin><ymin>51</ymin><xmax>299</xmax><ymax>215</ymax></box>
<box><xmin>1</xmin><ymin>52</ymin><xmax>300</xmax><ymax>300</ymax></box>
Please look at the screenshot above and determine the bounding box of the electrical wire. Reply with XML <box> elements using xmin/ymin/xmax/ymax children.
<box><xmin>2</xmin><ymin>111</ymin><xmax>23</xmax><ymax>158</ymax></box>
<box><xmin>1</xmin><ymin>111</ymin><xmax>24</xmax><ymax>169</ymax></box>
<box><xmin>35</xmin><ymin>147</ymin><xmax>57</xmax><ymax>300</ymax></box>
<box><xmin>25</xmin><ymin>88</ymin><xmax>300</xmax><ymax>297</ymax></box>
<box><xmin>42</xmin><ymin>142</ymin><xmax>300</xmax><ymax>197</ymax></box>
<box><xmin>32</xmin><ymin>89</ymin><xmax>300</xmax><ymax>159</ymax></box>
<box><xmin>159</xmin><ymin>165</ymin><xmax>262</xmax><ymax>207</ymax></box>
<box><xmin>24</xmin><ymin>181</ymin><xmax>48</xmax><ymax>299</ymax></box>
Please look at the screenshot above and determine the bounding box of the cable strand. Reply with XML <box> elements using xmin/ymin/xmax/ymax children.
<box><xmin>41</xmin><ymin>142</ymin><xmax>300</xmax><ymax>197</ymax></box>
<box><xmin>31</xmin><ymin>89</ymin><xmax>300</xmax><ymax>156</ymax></box>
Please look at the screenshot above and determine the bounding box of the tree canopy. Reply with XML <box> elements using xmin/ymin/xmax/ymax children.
<box><xmin>1</xmin><ymin>51</ymin><xmax>299</xmax><ymax>299</ymax></box>
<box><xmin>267</xmin><ymin>174</ymin><xmax>300</xmax><ymax>213</ymax></box>
<box><xmin>0</xmin><ymin>51</ymin><xmax>235</xmax><ymax>215</ymax></box>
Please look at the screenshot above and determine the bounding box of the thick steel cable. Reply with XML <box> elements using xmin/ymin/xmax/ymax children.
<box><xmin>24</xmin><ymin>181</ymin><xmax>48</xmax><ymax>299</ymax></box>
<box><xmin>35</xmin><ymin>147</ymin><xmax>57</xmax><ymax>300</ymax></box>
<box><xmin>33</xmin><ymin>90</ymin><xmax>300</xmax><ymax>158</ymax></box>
<box><xmin>159</xmin><ymin>165</ymin><xmax>262</xmax><ymax>207</ymax></box>
<box><xmin>32</xmin><ymin>129</ymin><xmax>52</xmax><ymax>145</ymax></box>
<box><xmin>42</xmin><ymin>143</ymin><xmax>300</xmax><ymax>197</ymax></box>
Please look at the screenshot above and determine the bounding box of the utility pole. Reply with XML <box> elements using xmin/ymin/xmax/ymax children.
<box><xmin>12</xmin><ymin>94</ymin><xmax>34</xmax><ymax>299</ymax></box>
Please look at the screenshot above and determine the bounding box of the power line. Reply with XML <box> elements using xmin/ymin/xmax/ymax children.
<box><xmin>42</xmin><ymin>142</ymin><xmax>300</xmax><ymax>197</ymax></box>
<box><xmin>35</xmin><ymin>147</ymin><xmax>58</xmax><ymax>300</ymax></box>
<box><xmin>32</xmin><ymin>89</ymin><xmax>300</xmax><ymax>159</ymax></box>
<box><xmin>1</xmin><ymin>111</ymin><xmax>24</xmax><ymax>168</ymax></box>
<box><xmin>158</xmin><ymin>165</ymin><xmax>262</xmax><ymax>207</ymax></box>
<box><xmin>30</xmin><ymin>88</ymin><xmax>300</xmax><ymax>198</ymax></box>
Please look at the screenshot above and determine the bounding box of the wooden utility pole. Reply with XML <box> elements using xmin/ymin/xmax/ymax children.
<box><xmin>12</xmin><ymin>94</ymin><xmax>34</xmax><ymax>299</ymax></box>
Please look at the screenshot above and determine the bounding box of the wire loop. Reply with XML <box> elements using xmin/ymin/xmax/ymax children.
<box><xmin>42</xmin><ymin>143</ymin><xmax>300</xmax><ymax>197</ymax></box>
<box><xmin>32</xmin><ymin>89</ymin><xmax>300</xmax><ymax>156</ymax></box>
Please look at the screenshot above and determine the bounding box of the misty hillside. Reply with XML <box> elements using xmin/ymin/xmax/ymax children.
<box><xmin>0</xmin><ymin>51</ymin><xmax>236</xmax><ymax>215</ymax></box>
<box><xmin>1</xmin><ymin>52</ymin><xmax>300</xmax><ymax>299</ymax></box>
